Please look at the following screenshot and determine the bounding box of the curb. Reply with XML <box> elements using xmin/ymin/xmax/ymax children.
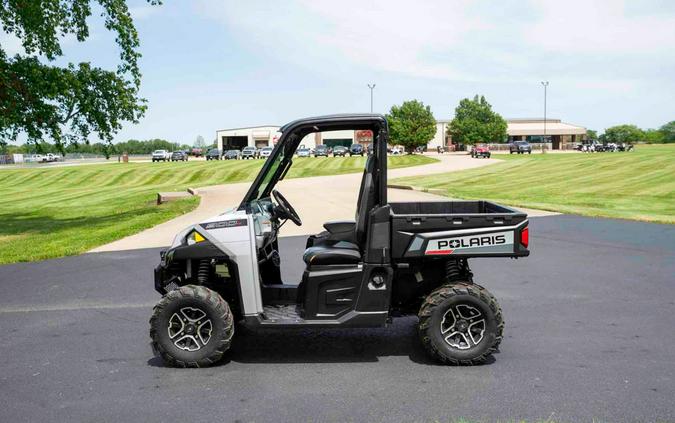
<box><xmin>157</xmin><ymin>190</ymin><xmax>195</xmax><ymax>205</ymax></box>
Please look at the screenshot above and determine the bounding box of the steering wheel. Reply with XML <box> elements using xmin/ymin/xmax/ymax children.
<box><xmin>272</xmin><ymin>189</ymin><xmax>302</xmax><ymax>226</ymax></box>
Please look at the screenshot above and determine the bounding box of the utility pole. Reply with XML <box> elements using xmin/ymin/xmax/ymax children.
<box><xmin>541</xmin><ymin>81</ymin><xmax>549</xmax><ymax>145</ymax></box>
<box><xmin>367</xmin><ymin>83</ymin><xmax>376</xmax><ymax>113</ymax></box>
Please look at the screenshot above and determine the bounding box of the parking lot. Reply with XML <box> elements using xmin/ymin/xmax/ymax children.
<box><xmin>1</xmin><ymin>215</ymin><xmax>674</xmax><ymax>422</ymax></box>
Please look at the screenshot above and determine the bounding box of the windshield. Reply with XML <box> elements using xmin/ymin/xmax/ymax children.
<box><xmin>255</xmin><ymin>146</ymin><xmax>286</xmax><ymax>199</ymax></box>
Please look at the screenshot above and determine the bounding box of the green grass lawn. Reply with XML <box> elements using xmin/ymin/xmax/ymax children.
<box><xmin>0</xmin><ymin>155</ymin><xmax>435</xmax><ymax>264</ymax></box>
<box><xmin>394</xmin><ymin>144</ymin><xmax>675</xmax><ymax>224</ymax></box>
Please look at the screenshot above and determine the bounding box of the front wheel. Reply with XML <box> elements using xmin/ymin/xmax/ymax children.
<box><xmin>150</xmin><ymin>285</ymin><xmax>234</xmax><ymax>367</ymax></box>
<box><xmin>418</xmin><ymin>282</ymin><xmax>503</xmax><ymax>365</ymax></box>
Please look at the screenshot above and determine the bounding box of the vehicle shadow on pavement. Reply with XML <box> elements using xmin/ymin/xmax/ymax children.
<box><xmin>147</xmin><ymin>316</ymin><xmax>496</xmax><ymax>367</ymax></box>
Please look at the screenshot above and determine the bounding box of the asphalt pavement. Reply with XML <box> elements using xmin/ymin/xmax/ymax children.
<box><xmin>1</xmin><ymin>215</ymin><xmax>674</xmax><ymax>422</ymax></box>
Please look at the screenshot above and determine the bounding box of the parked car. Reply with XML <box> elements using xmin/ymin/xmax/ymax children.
<box><xmin>617</xmin><ymin>143</ymin><xmax>634</xmax><ymax>152</ymax></box>
<box><xmin>259</xmin><ymin>147</ymin><xmax>273</xmax><ymax>159</ymax></box>
<box><xmin>390</xmin><ymin>146</ymin><xmax>403</xmax><ymax>155</ymax></box>
<box><xmin>314</xmin><ymin>145</ymin><xmax>329</xmax><ymax>157</ymax></box>
<box><xmin>509</xmin><ymin>141</ymin><xmax>532</xmax><ymax>154</ymax></box>
<box><xmin>223</xmin><ymin>150</ymin><xmax>240</xmax><ymax>160</ymax></box>
<box><xmin>171</xmin><ymin>151</ymin><xmax>188</xmax><ymax>162</ymax></box>
<box><xmin>296</xmin><ymin>148</ymin><xmax>311</xmax><ymax>157</ymax></box>
<box><xmin>604</xmin><ymin>143</ymin><xmax>618</xmax><ymax>152</ymax></box>
<box><xmin>471</xmin><ymin>144</ymin><xmax>491</xmax><ymax>158</ymax></box>
<box><xmin>152</xmin><ymin>149</ymin><xmax>171</xmax><ymax>162</ymax></box>
<box><xmin>241</xmin><ymin>146</ymin><xmax>258</xmax><ymax>160</ymax></box>
<box><xmin>191</xmin><ymin>148</ymin><xmax>203</xmax><ymax>157</ymax></box>
<box><xmin>333</xmin><ymin>146</ymin><xmax>348</xmax><ymax>157</ymax></box>
<box><xmin>40</xmin><ymin>153</ymin><xmax>59</xmax><ymax>162</ymax></box>
<box><xmin>349</xmin><ymin>143</ymin><xmax>364</xmax><ymax>156</ymax></box>
<box><xmin>205</xmin><ymin>148</ymin><xmax>222</xmax><ymax>161</ymax></box>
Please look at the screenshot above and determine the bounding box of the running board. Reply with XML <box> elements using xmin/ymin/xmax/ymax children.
<box><xmin>245</xmin><ymin>308</ymin><xmax>389</xmax><ymax>328</ymax></box>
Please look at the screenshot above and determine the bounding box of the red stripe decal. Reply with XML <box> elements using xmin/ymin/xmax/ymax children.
<box><xmin>426</xmin><ymin>250</ymin><xmax>454</xmax><ymax>255</ymax></box>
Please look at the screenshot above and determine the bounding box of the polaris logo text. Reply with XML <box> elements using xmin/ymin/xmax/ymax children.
<box><xmin>425</xmin><ymin>231</ymin><xmax>513</xmax><ymax>255</ymax></box>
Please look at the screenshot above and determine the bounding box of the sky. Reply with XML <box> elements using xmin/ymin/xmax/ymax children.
<box><xmin>2</xmin><ymin>0</ymin><xmax>675</xmax><ymax>145</ymax></box>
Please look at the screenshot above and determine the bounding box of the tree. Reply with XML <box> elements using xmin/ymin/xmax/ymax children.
<box><xmin>194</xmin><ymin>135</ymin><xmax>206</xmax><ymax>148</ymax></box>
<box><xmin>603</xmin><ymin>124</ymin><xmax>645</xmax><ymax>144</ymax></box>
<box><xmin>643</xmin><ymin>129</ymin><xmax>665</xmax><ymax>144</ymax></box>
<box><xmin>448</xmin><ymin>95</ymin><xmax>507</xmax><ymax>145</ymax></box>
<box><xmin>386</xmin><ymin>100</ymin><xmax>437</xmax><ymax>153</ymax></box>
<box><xmin>660</xmin><ymin>121</ymin><xmax>675</xmax><ymax>143</ymax></box>
<box><xmin>0</xmin><ymin>0</ymin><xmax>159</xmax><ymax>153</ymax></box>
<box><xmin>586</xmin><ymin>129</ymin><xmax>598</xmax><ymax>140</ymax></box>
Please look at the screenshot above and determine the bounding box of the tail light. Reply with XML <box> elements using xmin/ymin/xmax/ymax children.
<box><xmin>520</xmin><ymin>226</ymin><xmax>529</xmax><ymax>248</ymax></box>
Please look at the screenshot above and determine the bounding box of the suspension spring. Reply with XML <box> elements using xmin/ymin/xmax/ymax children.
<box><xmin>197</xmin><ymin>259</ymin><xmax>211</xmax><ymax>285</ymax></box>
<box><xmin>445</xmin><ymin>258</ymin><xmax>473</xmax><ymax>283</ymax></box>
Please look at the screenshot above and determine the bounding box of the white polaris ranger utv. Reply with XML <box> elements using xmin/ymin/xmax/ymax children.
<box><xmin>150</xmin><ymin>114</ymin><xmax>530</xmax><ymax>367</ymax></box>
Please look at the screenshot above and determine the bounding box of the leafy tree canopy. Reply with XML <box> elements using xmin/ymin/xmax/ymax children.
<box><xmin>0</xmin><ymin>0</ymin><xmax>159</xmax><ymax>152</ymax></box>
<box><xmin>586</xmin><ymin>129</ymin><xmax>598</xmax><ymax>140</ymax></box>
<box><xmin>448</xmin><ymin>95</ymin><xmax>507</xmax><ymax>145</ymax></box>
<box><xmin>643</xmin><ymin>128</ymin><xmax>665</xmax><ymax>144</ymax></box>
<box><xmin>386</xmin><ymin>100</ymin><xmax>437</xmax><ymax>153</ymax></box>
<box><xmin>660</xmin><ymin>121</ymin><xmax>675</xmax><ymax>143</ymax></box>
<box><xmin>602</xmin><ymin>124</ymin><xmax>645</xmax><ymax>143</ymax></box>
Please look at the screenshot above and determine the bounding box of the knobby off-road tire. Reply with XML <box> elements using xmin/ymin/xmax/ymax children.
<box><xmin>150</xmin><ymin>285</ymin><xmax>234</xmax><ymax>368</ymax></box>
<box><xmin>418</xmin><ymin>282</ymin><xmax>503</xmax><ymax>365</ymax></box>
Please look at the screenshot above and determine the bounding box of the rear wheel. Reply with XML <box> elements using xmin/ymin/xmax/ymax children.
<box><xmin>150</xmin><ymin>285</ymin><xmax>234</xmax><ymax>367</ymax></box>
<box><xmin>418</xmin><ymin>282</ymin><xmax>503</xmax><ymax>365</ymax></box>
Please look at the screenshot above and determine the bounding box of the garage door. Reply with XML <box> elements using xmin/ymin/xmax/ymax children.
<box><xmin>323</xmin><ymin>138</ymin><xmax>352</xmax><ymax>148</ymax></box>
<box><xmin>222</xmin><ymin>136</ymin><xmax>248</xmax><ymax>150</ymax></box>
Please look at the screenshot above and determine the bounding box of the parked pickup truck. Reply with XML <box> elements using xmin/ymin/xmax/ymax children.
<box><xmin>152</xmin><ymin>150</ymin><xmax>171</xmax><ymax>162</ymax></box>
<box><xmin>150</xmin><ymin>114</ymin><xmax>530</xmax><ymax>369</ymax></box>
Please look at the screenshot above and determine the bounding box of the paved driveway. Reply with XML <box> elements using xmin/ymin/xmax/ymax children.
<box><xmin>1</xmin><ymin>216</ymin><xmax>674</xmax><ymax>422</ymax></box>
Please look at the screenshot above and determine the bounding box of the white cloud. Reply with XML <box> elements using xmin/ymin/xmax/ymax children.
<box><xmin>196</xmin><ymin>0</ymin><xmax>675</xmax><ymax>85</ymax></box>
<box><xmin>527</xmin><ymin>0</ymin><xmax>675</xmax><ymax>54</ymax></box>
<box><xmin>129</xmin><ymin>4</ymin><xmax>159</xmax><ymax>20</ymax></box>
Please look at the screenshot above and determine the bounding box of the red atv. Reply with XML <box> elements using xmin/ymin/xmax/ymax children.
<box><xmin>470</xmin><ymin>144</ymin><xmax>491</xmax><ymax>159</ymax></box>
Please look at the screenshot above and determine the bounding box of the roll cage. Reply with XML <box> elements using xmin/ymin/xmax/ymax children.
<box><xmin>238</xmin><ymin>114</ymin><xmax>389</xmax><ymax>208</ymax></box>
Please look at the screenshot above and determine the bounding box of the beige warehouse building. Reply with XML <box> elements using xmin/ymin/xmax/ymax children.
<box><xmin>216</xmin><ymin>118</ymin><xmax>586</xmax><ymax>151</ymax></box>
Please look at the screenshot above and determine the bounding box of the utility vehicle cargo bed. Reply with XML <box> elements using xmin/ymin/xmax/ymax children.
<box><xmin>389</xmin><ymin>201</ymin><xmax>529</xmax><ymax>259</ymax></box>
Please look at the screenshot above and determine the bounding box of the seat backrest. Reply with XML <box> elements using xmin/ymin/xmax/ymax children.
<box><xmin>355</xmin><ymin>156</ymin><xmax>377</xmax><ymax>245</ymax></box>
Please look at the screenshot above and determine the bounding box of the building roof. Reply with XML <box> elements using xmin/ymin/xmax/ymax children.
<box><xmin>506</xmin><ymin>118</ymin><xmax>586</xmax><ymax>136</ymax></box>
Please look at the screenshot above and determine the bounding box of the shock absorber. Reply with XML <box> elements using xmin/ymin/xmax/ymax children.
<box><xmin>445</xmin><ymin>258</ymin><xmax>473</xmax><ymax>283</ymax></box>
<box><xmin>197</xmin><ymin>259</ymin><xmax>211</xmax><ymax>285</ymax></box>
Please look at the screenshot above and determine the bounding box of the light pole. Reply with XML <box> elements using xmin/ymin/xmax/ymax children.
<box><xmin>541</xmin><ymin>81</ymin><xmax>549</xmax><ymax>146</ymax></box>
<box><xmin>367</xmin><ymin>83</ymin><xmax>376</xmax><ymax>113</ymax></box>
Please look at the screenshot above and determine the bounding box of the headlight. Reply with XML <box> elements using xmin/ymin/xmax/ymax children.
<box><xmin>186</xmin><ymin>230</ymin><xmax>206</xmax><ymax>245</ymax></box>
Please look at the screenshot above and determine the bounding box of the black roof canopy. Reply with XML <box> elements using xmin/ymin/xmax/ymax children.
<box><xmin>279</xmin><ymin>113</ymin><xmax>387</xmax><ymax>133</ymax></box>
